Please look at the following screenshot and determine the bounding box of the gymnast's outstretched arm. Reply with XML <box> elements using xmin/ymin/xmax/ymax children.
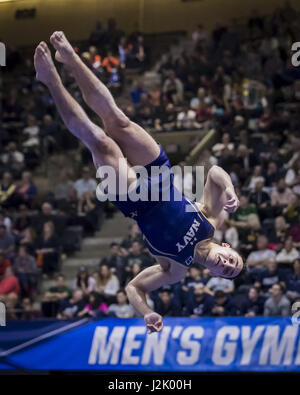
<box><xmin>203</xmin><ymin>165</ymin><xmax>239</xmax><ymax>227</ymax></box>
<box><xmin>125</xmin><ymin>259</ymin><xmax>187</xmax><ymax>333</ymax></box>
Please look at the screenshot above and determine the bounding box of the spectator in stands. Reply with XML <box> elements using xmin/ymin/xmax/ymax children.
<box><xmin>206</xmin><ymin>275</ymin><xmax>234</xmax><ymax>294</ymax></box>
<box><xmin>74</xmin><ymin>167</ymin><xmax>97</xmax><ymax>198</ymax></box>
<box><xmin>108</xmin><ymin>290</ymin><xmax>135</xmax><ymax>318</ymax></box>
<box><xmin>187</xmin><ymin>284</ymin><xmax>215</xmax><ymax>317</ymax></box>
<box><xmin>0</xmin><ymin>210</ymin><xmax>12</xmax><ymax>234</ymax></box>
<box><xmin>130</xmin><ymin>80</ymin><xmax>147</xmax><ymax>105</ymax></box>
<box><xmin>182</xmin><ymin>266</ymin><xmax>205</xmax><ymax>292</ymax></box>
<box><xmin>57</xmin><ymin>289</ymin><xmax>86</xmax><ymax>319</ymax></box>
<box><xmin>265</xmin><ymin>161</ymin><xmax>281</xmax><ymax>188</ymax></box>
<box><xmin>176</xmin><ymin>105</ymin><xmax>198</xmax><ymax>130</ymax></box>
<box><xmin>163</xmin><ymin>70</ymin><xmax>184</xmax><ymax>104</ymax></box>
<box><xmin>118</xmin><ymin>36</ymin><xmax>128</xmax><ymax>68</ymax></box>
<box><xmin>1</xmin><ymin>142</ymin><xmax>24</xmax><ymax>176</ymax></box>
<box><xmin>285</xmin><ymin>158</ymin><xmax>300</xmax><ymax>193</ymax></box>
<box><xmin>0</xmin><ymin>225</ymin><xmax>15</xmax><ymax>256</ymax></box>
<box><xmin>34</xmin><ymin>202</ymin><xmax>56</xmax><ymax>234</ymax></box>
<box><xmin>93</xmin><ymin>264</ymin><xmax>120</xmax><ymax>300</ymax></box>
<box><xmin>125</xmin><ymin>240</ymin><xmax>153</xmax><ymax>270</ymax></box>
<box><xmin>249</xmin><ymin>181</ymin><xmax>270</xmax><ymax>218</ymax></box>
<box><xmin>72</xmin><ymin>266</ymin><xmax>96</xmax><ymax>296</ymax></box>
<box><xmin>0</xmin><ymin>171</ymin><xmax>17</xmax><ymax>209</ymax></box>
<box><xmin>22</xmin><ymin>115</ymin><xmax>40</xmax><ymax>148</ymax></box>
<box><xmin>13</xmin><ymin>245</ymin><xmax>38</xmax><ymax>298</ymax></box>
<box><xmin>256</xmin><ymin>260</ymin><xmax>286</xmax><ymax>294</ymax></box>
<box><xmin>286</xmin><ymin>259</ymin><xmax>300</xmax><ymax>302</ymax></box>
<box><xmin>35</xmin><ymin>221</ymin><xmax>61</xmax><ymax>277</ymax></box>
<box><xmin>155</xmin><ymin>288</ymin><xmax>181</xmax><ymax>317</ymax></box>
<box><xmin>289</xmin><ymin>214</ymin><xmax>300</xmax><ymax>247</ymax></box>
<box><xmin>0</xmin><ymin>251</ymin><xmax>11</xmax><ymax>278</ymax></box>
<box><xmin>271</xmin><ymin>178</ymin><xmax>296</xmax><ymax>207</ymax></box>
<box><xmin>212</xmin><ymin>133</ymin><xmax>234</xmax><ymax>159</ymax></box>
<box><xmin>211</xmin><ymin>290</ymin><xmax>239</xmax><ymax>316</ymax></box>
<box><xmin>101</xmin><ymin>242</ymin><xmax>126</xmax><ymax>285</ymax></box>
<box><xmin>18</xmin><ymin>227</ymin><xmax>36</xmax><ymax>256</ymax></box>
<box><xmin>267</xmin><ymin>216</ymin><xmax>288</xmax><ymax>249</ymax></box>
<box><xmin>42</xmin><ymin>274</ymin><xmax>72</xmax><ymax>317</ymax></box>
<box><xmin>78</xmin><ymin>292</ymin><xmax>108</xmax><ymax>318</ymax></box>
<box><xmin>19</xmin><ymin>297</ymin><xmax>42</xmax><ymax>320</ymax></box>
<box><xmin>102</xmin><ymin>50</ymin><xmax>120</xmax><ymax>76</ymax></box>
<box><xmin>2</xmin><ymin>88</ymin><xmax>23</xmax><ymax>122</ymax></box>
<box><xmin>53</xmin><ymin>168</ymin><xmax>75</xmax><ymax>207</ymax></box>
<box><xmin>240</xmin><ymin>287</ymin><xmax>265</xmax><ymax>317</ymax></box>
<box><xmin>214</xmin><ymin>221</ymin><xmax>239</xmax><ymax>250</ymax></box>
<box><xmin>14</xmin><ymin>171</ymin><xmax>37</xmax><ymax>207</ymax></box>
<box><xmin>247</xmin><ymin>166</ymin><xmax>265</xmax><ymax>192</ymax></box>
<box><xmin>121</xmin><ymin>223</ymin><xmax>143</xmax><ymax>248</ymax></box>
<box><xmin>192</xmin><ymin>24</ymin><xmax>209</xmax><ymax>45</ymax></box>
<box><xmin>276</xmin><ymin>238</ymin><xmax>299</xmax><ymax>269</ymax></box>
<box><xmin>0</xmin><ymin>266</ymin><xmax>20</xmax><ymax>301</ymax></box>
<box><xmin>229</xmin><ymin>194</ymin><xmax>259</xmax><ymax>231</ymax></box>
<box><xmin>156</xmin><ymin>102</ymin><xmax>177</xmax><ymax>132</ymax></box>
<box><xmin>246</xmin><ymin>235</ymin><xmax>276</xmax><ymax>269</ymax></box>
<box><xmin>264</xmin><ymin>283</ymin><xmax>290</xmax><ymax>317</ymax></box>
<box><xmin>76</xmin><ymin>190</ymin><xmax>99</xmax><ymax>235</ymax></box>
<box><xmin>4</xmin><ymin>292</ymin><xmax>19</xmax><ymax>320</ymax></box>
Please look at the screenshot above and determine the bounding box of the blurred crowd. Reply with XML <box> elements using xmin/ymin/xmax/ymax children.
<box><xmin>1</xmin><ymin>3</ymin><xmax>300</xmax><ymax>320</ymax></box>
<box><xmin>124</xmin><ymin>2</ymin><xmax>300</xmax><ymax>136</ymax></box>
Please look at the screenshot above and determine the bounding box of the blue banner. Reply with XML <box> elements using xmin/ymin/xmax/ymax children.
<box><xmin>1</xmin><ymin>317</ymin><xmax>300</xmax><ymax>371</ymax></box>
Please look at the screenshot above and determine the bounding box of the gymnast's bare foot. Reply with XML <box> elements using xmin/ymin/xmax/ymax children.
<box><xmin>34</xmin><ymin>41</ymin><xmax>60</xmax><ymax>86</ymax></box>
<box><xmin>50</xmin><ymin>31</ymin><xmax>77</xmax><ymax>65</ymax></box>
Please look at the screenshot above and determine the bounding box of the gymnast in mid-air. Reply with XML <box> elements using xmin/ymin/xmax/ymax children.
<box><xmin>34</xmin><ymin>32</ymin><xmax>244</xmax><ymax>333</ymax></box>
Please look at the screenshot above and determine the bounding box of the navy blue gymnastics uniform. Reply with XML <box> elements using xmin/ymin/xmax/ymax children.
<box><xmin>113</xmin><ymin>146</ymin><xmax>215</xmax><ymax>267</ymax></box>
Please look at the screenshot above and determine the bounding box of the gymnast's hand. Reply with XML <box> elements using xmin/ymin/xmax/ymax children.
<box><xmin>224</xmin><ymin>187</ymin><xmax>239</xmax><ymax>213</ymax></box>
<box><xmin>144</xmin><ymin>312</ymin><xmax>164</xmax><ymax>334</ymax></box>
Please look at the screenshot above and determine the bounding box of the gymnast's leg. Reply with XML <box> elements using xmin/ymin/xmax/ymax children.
<box><xmin>33</xmin><ymin>41</ymin><xmax>135</xmax><ymax>195</ymax></box>
<box><xmin>49</xmin><ymin>31</ymin><xmax>160</xmax><ymax>167</ymax></box>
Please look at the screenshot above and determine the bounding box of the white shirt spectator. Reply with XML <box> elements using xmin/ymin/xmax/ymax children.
<box><xmin>206</xmin><ymin>277</ymin><xmax>234</xmax><ymax>293</ymax></box>
<box><xmin>23</xmin><ymin>125</ymin><xmax>40</xmax><ymax>147</ymax></box>
<box><xmin>212</xmin><ymin>142</ymin><xmax>234</xmax><ymax>158</ymax></box>
<box><xmin>176</xmin><ymin>110</ymin><xmax>197</xmax><ymax>129</ymax></box>
<box><xmin>285</xmin><ymin>168</ymin><xmax>297</xmax><ymax>186</ymax></box>
<box><xmin>248</xmin><ymin>176</ymin><xmax>265</xmax><ymax>192</ymax></box>
<box><xmin>276</xmin><ymin>248</ymin><xmax>299</xmax><ymax>263</ymax></box>
<box><xmin>246</xmin><ymin>249</ymin><xmax>276</xmax><ymax>265</ymax></box>
<box><xmin>103</xmin><ymin>276</ymin><xmax>120</xmax><ymax>296</ymax></box>
<box><xmin>214</xmin><ymin>226</ymin><xmax>239</xmax><ymax>250</ymax></box>
<box><xmin>108</xmin><ymin>303</ymin><xmax>135</xmax><ymax>318</ymax></box>
<box><xmin>1</xmin><ymin>151</ymin><xmax>24</xmax><ymax>167</ymax></box>
<box><xmin>74</xmin><ymin>178</ymin><xmax>97</xmax><ymax>198</ymax></box>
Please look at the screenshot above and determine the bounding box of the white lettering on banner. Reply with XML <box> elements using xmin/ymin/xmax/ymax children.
<box><xmin>240</xmin><ymin>326</ymin><xmax>265</xmax><ymax>365</ymax></box>
<box><xmin>121</xmin><ymin>326</ymin><xmax>146</xmax><ymax>365</ymax></box>
<box><xmin>87</xmin><ymin>324</ymin><xmax>300</xmax><ymax>367</ymax></box>
<box><xmin>259</xmin><ymin>326</ymin><xmax>298</xmax><ymax>365</ymax></box>
<box><xmin>141</xmin><ymin>327</ymin><xmax>171</xmax><ymax>365</ymax></box>
<box><xmin>88</xmin><ymin>326</ymin><xmax>125</xmax><ymax>365</ymax></box>
<box><xmin>212</xmin><ymin>326</ymin><xmax>239</xmax><ymax>366</ymax></box>
<box><xmin>176</xmin><ymin>326</ymin><xmax>204</xmax><ymax>365</ymax></box>
<box><xmin>295</xmin><ymin>337</ymin><xmax>300</xmax><ymax>365</ymax></box>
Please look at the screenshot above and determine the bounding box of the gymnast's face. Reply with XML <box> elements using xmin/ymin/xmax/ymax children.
<box><xmin>194</xmin><ymin>239</ymin><xmax>243</xmax><ymax>279</ymax></box>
